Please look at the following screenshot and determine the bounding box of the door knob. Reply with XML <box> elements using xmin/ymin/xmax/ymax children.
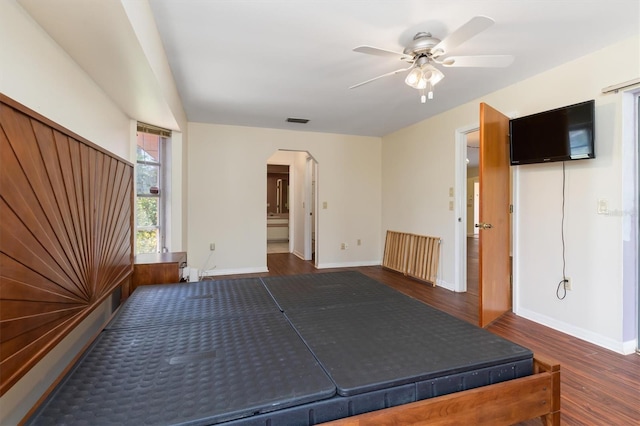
<box><xmin>475</xmin><ymin>223</ymin><xmax>493</xmax><ymax>229</ymax></box>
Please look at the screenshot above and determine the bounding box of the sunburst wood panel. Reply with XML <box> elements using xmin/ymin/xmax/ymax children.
<box><xmin>0</xmin><ymin>95</ymin><xmax>133</xmax><ymax>395</ymax></box>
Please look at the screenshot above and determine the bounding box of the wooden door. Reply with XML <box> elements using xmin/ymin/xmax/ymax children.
<box><xmin>478</xmin><ymin>103</ymin><xmax>511</xmax><ymax>327</ymax></box>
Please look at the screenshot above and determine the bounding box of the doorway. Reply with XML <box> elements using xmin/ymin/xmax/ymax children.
<box><xmin>466</xmin><ymin>130</ymin><xmax>480</xmax><ymax>297</ymax></box>
<box><xmin>455</xmin><ymin>124</ymin><xmax>479</xmax><ymax>294</ymax></box>
<box><xmin>266</xmin><ymin>164</ymin><xmax>290</xmax><ymax>254</ymax></box>
<box><xmin>266</xmin><ymin>150</ymin><xmax>318</xmax><ymax>265</ymax></box>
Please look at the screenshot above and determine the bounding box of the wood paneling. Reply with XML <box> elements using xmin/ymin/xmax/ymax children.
<box><xmin>0</xmin><ymin>95</ymin><xmax>133</xmax><ymax>395</ymax></box>
<box><xmin>131</xmin><ymin>252</ymin><xmax>186</xmax><ymax>291</ymax></box>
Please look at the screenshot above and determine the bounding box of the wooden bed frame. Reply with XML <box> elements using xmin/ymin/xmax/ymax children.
<box><xmin>324</xmin><ymin>355</ymin><xmax>560</xmax><ymax>426</ymax></box>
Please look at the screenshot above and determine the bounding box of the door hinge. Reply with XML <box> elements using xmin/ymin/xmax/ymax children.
<box><xmin>509</xmin><ymin>204</ymin><xmax>514</xmax><ymax>213</ymax></box>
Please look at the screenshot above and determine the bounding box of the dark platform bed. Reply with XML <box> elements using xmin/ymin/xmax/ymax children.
<box><xmin>26</xmin><ymin>271</ymin><xmax>559</xmax><ymax>426</ymax></box>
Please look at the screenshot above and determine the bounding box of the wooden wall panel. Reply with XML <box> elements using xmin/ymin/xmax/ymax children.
<box><xmin>0</xmin><ymin>94</ymin><xmax>134</xmax><ymax>395</ymax></box>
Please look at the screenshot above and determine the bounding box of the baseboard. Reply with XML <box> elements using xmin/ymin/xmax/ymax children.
<box><xmin>622</xmin><ymin>339</ymin><xmax>638</xmax><ymax>355</ymax></box>
<box><xmin>515</xmin><ymin>306</ymin><xmax>635</xmax><ymax>355</ymax></box>
<box><xmin>316</xmin><ymin>260</ymin><xmax>381</xmax><ymax>269</ymax></box>
<box><xmin>292</xmin><ymin>250</ymin><xmax>307</xmax><ymax>260</ymax></box>
<box><xmin>202</xmin><ymin>266</ymin><xmax>268</xmax><ymax>277</ymax></box>
<box><xmin>436</xmin><ymin>279</ymin><xmax>456</xmax><ymax>291</ymax></box>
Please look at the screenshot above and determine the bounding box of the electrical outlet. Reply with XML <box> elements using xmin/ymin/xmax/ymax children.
<box><xmin>564</xmin><ymin>278</ymin><xmax>571</xmax><ymax>291</ymax></box>
<box><xmin>210</xmin><ymin>243</ymin><xmax>215</xmax><ymax>251</ymax></box>
<box><xmin>357</xmin><ymin>239</ymin><xmax>362</xmax><ymax>246</ymax></box>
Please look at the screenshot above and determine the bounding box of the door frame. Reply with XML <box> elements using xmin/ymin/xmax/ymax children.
<box><xmin>304</xmin><ymin>155</ymin><xmax>318</xmax><ymax>264</ymax></box>
<box><xmin>454</xmin><ymin>123</ymin><xmax>479</xmax><ymax>293</ymax></box>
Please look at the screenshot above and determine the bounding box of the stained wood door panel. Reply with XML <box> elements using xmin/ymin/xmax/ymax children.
<box><xmin>0</xmin><ymin>95</ymin><xmax>134</xmax><ymax>395</ymax></box>
<box><xmin>478</xmin><ymin>103</ymin><xmax>512</xmax><ymax>328</ymax></box>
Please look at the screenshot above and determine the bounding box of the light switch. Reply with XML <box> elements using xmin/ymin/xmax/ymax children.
<box><xmin>323</xmin><ymin>201</ymin><xmax>328</xmax><ymax>209</ymax></box>
<box><xmin>449</xmin><ymin>187</ymin><xmax>454</xmax><ymax>197</ymax></box>
<box><xmin>597</xmin><ymin>199</ymin><xmax>608</xmax><ymax>214</ymax></box>
<box><xmin>449</xmin><ymin>200</ymin><xmax>454</xmax><ymax>211</ymax></box>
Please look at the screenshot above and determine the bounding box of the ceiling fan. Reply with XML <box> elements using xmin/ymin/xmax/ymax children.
<box><xmin>350</xmin><ymin>16</ymin><xmax>514</xmax><ymax>103</ymax></box>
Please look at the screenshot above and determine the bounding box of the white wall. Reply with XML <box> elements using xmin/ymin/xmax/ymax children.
<box><xmin>187</xmin><ymin>122</ymin><xmax>382</xmax><ymax>275</ymax></box>
<box><xmin>382</xmin><ymin>35</ymin><xmax>639</xmax><ymax>353</ymax></box>
<box><xmin>508</xmin><ymin>37</ymin><xmax>638</xmax><ymax>354</ymax></box>
<box><xmin>0</xmin><ymin>1</ymin><xmax>131</xmax><ymax>161</ymax></box>
<box><xmin>0</xmin><ymin>1</ymin><xmax>132</xmax><ymax>423</ymax></box>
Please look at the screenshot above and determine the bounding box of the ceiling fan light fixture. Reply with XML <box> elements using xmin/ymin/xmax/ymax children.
<box><xmin>405</xmin><ymin>68</ymin><xmax>422</xmax><ymax>87</ymax></box>
<box><xmin>405</xmin><ymin>63</ymin><xmax>444</xmax><ymax>101</ymax></box>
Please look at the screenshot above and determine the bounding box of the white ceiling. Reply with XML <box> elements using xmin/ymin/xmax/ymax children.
<box><xmin>18</xmin><ymin>0</ymin><xmax>640</xmax><ymax>137</ymax></box>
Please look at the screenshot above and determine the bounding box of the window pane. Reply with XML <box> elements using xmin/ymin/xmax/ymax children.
<box><xmin>136</xmin><ymin>163</ymin><xmax>159</xmax><ymax>195</ymax></box>
<box><xmin>137</xmin><ymin>133</ymin><xmax>160</xmax><ymax>162</ymax></box>
<box><xmin>136</xmin><ymin>197</ymin><xmax>159</xmax><ymax>227</ymax></box>
<box><xmin>136</xmin><ymin>229</ymin><xmax>158</xmax><ymax>254</ymax></box>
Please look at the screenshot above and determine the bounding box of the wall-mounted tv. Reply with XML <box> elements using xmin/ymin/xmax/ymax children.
<box><xmin>509</xmin><ymin>100</ymin><xmax>595</xmax><ymax>165</ymax></box>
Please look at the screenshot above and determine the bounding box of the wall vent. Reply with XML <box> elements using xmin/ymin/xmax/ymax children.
<box><xmin>286</xmin><ymin>117</ymin><xmax>309</xmax><ymax>124</ymax></box>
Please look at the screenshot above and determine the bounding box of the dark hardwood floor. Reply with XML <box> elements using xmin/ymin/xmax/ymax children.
<box><xmin>217</xmin><ymin>247</ymin><xmax>640</xmax><ymax>425</ymax></box>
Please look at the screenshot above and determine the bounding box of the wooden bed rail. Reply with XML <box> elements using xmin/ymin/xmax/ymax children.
<box><xmin>323</xmin><ymin>355</ymin><xmax>560</xmax><ymax>426</ymax></box>
<box><xmin>382</xmin><ymin>230</ymin><xmax>441</xmax><ymax>285</ymax></box>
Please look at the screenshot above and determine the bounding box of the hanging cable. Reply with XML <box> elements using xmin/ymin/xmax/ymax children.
<box><xmin>556</xmin><ymin>162</ymin><xmax>568</xmax><ymax>299</ymax></box>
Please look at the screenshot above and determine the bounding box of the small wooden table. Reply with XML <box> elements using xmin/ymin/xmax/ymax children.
<box><xmin>131</xmin><ymin>252</ymin><xmax>187</xmax><ymax>293</ymax></box>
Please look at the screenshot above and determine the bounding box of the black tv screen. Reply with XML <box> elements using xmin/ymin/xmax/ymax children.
<box><xmin>509</xmin><ymin>100</ymin><xmax>595</xmax><ymax>165</ymax></box>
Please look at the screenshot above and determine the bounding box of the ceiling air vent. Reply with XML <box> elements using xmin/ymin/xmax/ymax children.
<box><xmin>286</xmin><ymin>117</ymin><xmax>309</xmax><ymax>124</ymax></box>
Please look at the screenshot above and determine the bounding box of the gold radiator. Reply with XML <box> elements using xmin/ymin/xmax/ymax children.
<box><xmin>382</xmin><ymin>230</ymin><xmax>441</xmax><ymax>285</ymax></box>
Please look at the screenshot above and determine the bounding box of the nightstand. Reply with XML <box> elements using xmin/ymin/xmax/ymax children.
<box><xmin>131</xmin><ymin>252</ymin><xmax>187</xmax><ymax>293</ymax></box>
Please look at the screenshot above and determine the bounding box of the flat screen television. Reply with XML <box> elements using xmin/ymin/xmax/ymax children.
<box><xmin>509</xmin><ymin>100</ymin><xmax>595</xmax><ymax>165</ymax></box>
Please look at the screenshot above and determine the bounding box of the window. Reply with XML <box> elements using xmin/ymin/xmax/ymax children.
<box><xmin>136</xmin><ymin>124</ymin><xmax>170</xmax><ymax>254</ymax></box>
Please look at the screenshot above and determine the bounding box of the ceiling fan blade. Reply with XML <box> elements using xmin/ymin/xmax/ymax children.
<box><xmin>440</xmin><ymin>55</ymin><xmax>514</xmax><ymax>67</ymax></box>
<box><xmin>353</xmin><ymin>45</ymin><xmax>407</xmax><ymax>58</ymax></box>
<box><xmin>432</xmin><ymin>16</ymin><xmax>495</xmax><ymax>56</ymax></box>
<box><xmin>349</xmin><ymin>67</ymin><xmax>412</xmax><ymax>89</ymax></box>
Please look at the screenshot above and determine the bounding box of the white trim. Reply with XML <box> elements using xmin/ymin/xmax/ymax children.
<box><xmin>517</xmin><ymin>307</ymin><xmax>635</xmax><ymax>355</ymax></box>
<box><xmin>511</xmin><ymin>166</ymin><xmax>521</xmax><ymax>317</ymax></box>
<box><xmin>454</xmin><ymin>123</ymin><xmax>479</xmax><ymax>293</ymax></box>
<box><xmin>602</xmin><ymin>77</ymin><xmax>640</xmax><ymax>94</ymax></box>
<box><xmin>203</xmin><ymin>266</ymin><xmax>268</xmax><ymax>276</ymax></box>
<box><xmin>437</xmin><ymin>279</ymin><xmax>456</xmax><ymax>292</ymax></box>
<box><xmin>316</xmin><ymin>260</ymin><xmax>381</xmax><ymax>269</ymax></box>
<box><xmin>621</xmin><ymin>88</ymin><xmax>640</xmax><ymax>351</ymax></box>
<box><xmin>304</xmin><ymin>157</ymin><xmax>313</xmax><ymax>260</ymax></box>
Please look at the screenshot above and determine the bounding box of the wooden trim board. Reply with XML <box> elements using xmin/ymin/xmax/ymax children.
<box><xmin>322</xmin><ymin>355</ymin><xmax>560</xmax><ymax>426</ymax></box>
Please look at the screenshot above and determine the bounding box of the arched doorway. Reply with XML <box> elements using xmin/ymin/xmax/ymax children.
<box><xmin>267</xmin><ymin>150</ymin><xmax>318</xmax><ymax>266</ymax></box>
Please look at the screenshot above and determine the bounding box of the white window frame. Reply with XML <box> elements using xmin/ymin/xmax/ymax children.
<box><xmin>135</xmin><ymin>124</ymin><xmax>170</xmax><ymax>254</ymax></box>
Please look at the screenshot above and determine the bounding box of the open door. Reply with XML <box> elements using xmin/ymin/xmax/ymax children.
<box><xmin>478</xmin><ymin>103</ymin><xmax>511</xmax><ymax>327</ymax></box>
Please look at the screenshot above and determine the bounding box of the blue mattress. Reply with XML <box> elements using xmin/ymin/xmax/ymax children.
<box><xmin>29</xmin><ymin>315</ymin><xmax>335</xmax><ymax>426</ymax></box>
<box><xmin>27</xmin><ymin>272</ymin><xmax>533</xmax><ymax>425</ymax></box>
<box><xmin>262</xmin><ymin>271</ymin><xmax>406</xmax><ymax>311</ymax></box>
<box><xmin>105</xmin><ymin>278</ymin><xmax>281</xmax><ymax>330</ymax></box>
